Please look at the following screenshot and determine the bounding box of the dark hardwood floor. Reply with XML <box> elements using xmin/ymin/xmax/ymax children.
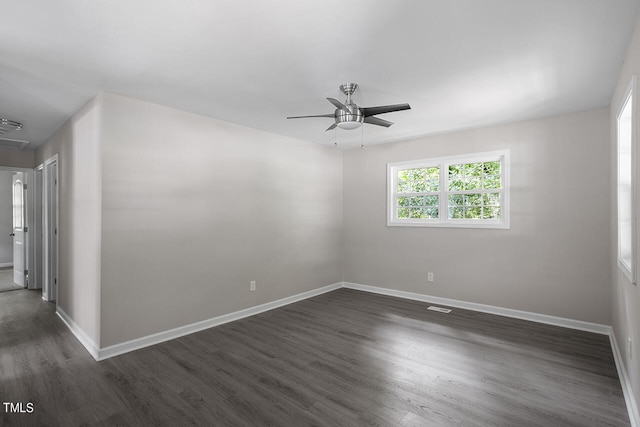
<box><xmin>0</xmin><ymin>287</ymin><xmax>630</xmax><ymax>426</ymax></box>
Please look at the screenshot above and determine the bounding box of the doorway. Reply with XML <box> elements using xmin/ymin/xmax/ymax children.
<box><xmin>0</xmin><ymin>166</ymin><xmax>34</xmax><ymax>293</ymax></box>
<box><xmin>12</xmin><ymin>171</ymin><xmax>25</xmax><ymax>286</ymax></box>
<box><xmin>0</xmin><ymin>158</ymin><xmax>58</xmax><ymax>300</ymax></box>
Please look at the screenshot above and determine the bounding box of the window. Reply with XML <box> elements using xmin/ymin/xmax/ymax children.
<box><xmin>617</xmin><ymin>76</ymin><xmax>636</xmax><ymax>284</ymax></box>
<box><xmin>388</xmin><ymin>150</ymin><xmax>510</xmax><ymax>228</ymax></box>
<box><xmin>12</xmin><ymin>179</ymin><xmax>23</xmax><ymax>230</ymax></box>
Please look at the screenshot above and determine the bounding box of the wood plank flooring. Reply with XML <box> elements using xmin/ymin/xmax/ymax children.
<box><xmin>0</xmin><ymin>288</ymin><xmax>631</xmax><ymax>426</ymax></box>
<box><xmin>0</xmin><ymin>267</ymin><xmax>22</xmax><ymax>293</ymax></box>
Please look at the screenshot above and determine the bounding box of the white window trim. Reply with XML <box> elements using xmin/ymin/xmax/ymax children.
<box><xmin>617</xmin><ymin>75</ymin><xmax>637</xmax><ymax>284</ymax></box>
<box><xmin>387</xmin><ymin>150</ymin><xmax>510</xmax><ymax>229</ymax></box>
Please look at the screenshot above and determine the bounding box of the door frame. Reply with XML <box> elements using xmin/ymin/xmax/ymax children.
<box><xmin>42</xmin><ymin>155</ymin><xmax>58</xmax><ymax>302</ymax></box>
<box><xmin>0</xmin><ymin>166</ymin><xmax>35</xmax><ymax>289</ymax></box>
<box><xmin>33</xmin><ymin>165</ymin><xmax>43</xmax><ymax>291</ymax></box>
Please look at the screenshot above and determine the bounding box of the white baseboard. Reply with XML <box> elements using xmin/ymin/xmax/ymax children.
<box><xmin>610</xmin><ymin>332</ymin><xmax>640</xmax><ymax>427</ymax></box>
<box><xmin>0</xmin><ymin>262</ymin><xmax>13</xmax><ymax>268</ymax></box>
<box><xmin>56</xmin><ymin>307</ymin><xmax>100</xmax><ymax>361</ymax></box>
<box><xmin>342</xmin><ymin>282</ymin><xmax>611</xmax><ymax>335</ymax></box>
<box><xmin>96</xmin><ymin>282</ymin><xmax>343</xmax><ymax>361</ymax></box>
<box><xmin>55</xmin><ymin>279</ymin><xmax>638</xmax><ymax>425</ymax></box>
<box><xmin>69</xmin><ymin>280</ymin><xmax>612</xmax><ymax>356</ymax></box>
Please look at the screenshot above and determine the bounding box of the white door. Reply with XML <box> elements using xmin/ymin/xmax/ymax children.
<box><xmin>12</xmin><ymin>172</ymin><xmax>25</xmax><ymax>287</ymax></box>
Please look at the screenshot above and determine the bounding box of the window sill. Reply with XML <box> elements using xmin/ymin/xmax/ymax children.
<box><xmin>387</xmin><ymin>219</ymin><xmax>510</xmax><ymax>229</ymax></box>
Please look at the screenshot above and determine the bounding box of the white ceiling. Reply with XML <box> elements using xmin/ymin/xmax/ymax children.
<box><xmin>1</xmin><ymin>0</ymin><xmax>639</xmax><ymax>150</ymax></box>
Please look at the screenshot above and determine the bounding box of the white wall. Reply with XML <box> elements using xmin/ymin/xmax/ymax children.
<box><xmin>35</xmin><ymin>96</ymin><xmax>103</xmax><ymax>347</ymax></box>
<box><xmin>343</xmin><ymin>108</ymin><xmax>611</xmax><ymax>324</ymax></box>
<box><xmin>98</xmin><ymin>93</ymin><xmax>343</xmax><ymax>347</ymax></box>
<box><xmin>611</xmin><ymin>14</ymin><xmax>640</xmax><ymax>421</ymax></box>
<box><xmin>0</xmin><ymin>171</ymin><xmax>13</xmax><ymax>265</ymax></box>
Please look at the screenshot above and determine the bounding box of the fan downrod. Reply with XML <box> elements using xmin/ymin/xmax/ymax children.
<box><xmin>339</xmin><ymin>83</ymin><xmax>358</xmax><ymax>96</ymax></box>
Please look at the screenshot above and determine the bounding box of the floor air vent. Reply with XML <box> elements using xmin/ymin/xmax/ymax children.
<box><xmin>427</xmin><ymin>306</ymin><xmax>452</xmax><ymax>313</ymax></box>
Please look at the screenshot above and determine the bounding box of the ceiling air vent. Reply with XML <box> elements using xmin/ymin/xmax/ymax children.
<box><xmin>0</xmin><ymin>117</ymin><xmax>28</xmax><ymax>149</ymax></box>
<box><xmin>0</xmin><ymin>138</ymin><xmax>29</xmax><ymax>150</ymax></box>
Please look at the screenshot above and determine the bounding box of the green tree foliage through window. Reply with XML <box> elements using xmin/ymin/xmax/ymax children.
<box><xmin>396</xmin><ymin>167</ymin><xmax>439</xmax><ymax>219</ymax></box>
<box><xmin>447</xmin><ymin>161</ymin><xmax>501</xmax><ymax>220</ymax></box>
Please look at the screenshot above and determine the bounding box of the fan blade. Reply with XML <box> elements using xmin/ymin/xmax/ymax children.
<box><xmin>325</xmin><ymin>123</ymin><xmax>337</xmax><ymax>131</ymax></box>
<box><xmin>362</xmin><ymin>103</ymin><xmax>411</xmax><ymax>117</ymax></box>
<box><xmin>364</xmin><ymin>116</ymin><xmax>393</xmax><ymax>128</ymax></box>
<box><xmin>327</xmin><ymin>98</ymin><xmax>347</xmax><ymax>110</ymax></box>
<box><xmin>287</xmin><ymin>114</ymin><xmax>334</xmax><ymax>119</ymax></box>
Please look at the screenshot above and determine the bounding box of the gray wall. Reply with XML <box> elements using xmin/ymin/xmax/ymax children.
<box><xmin>36</xmin><ymin>96</ymin><xmax>103</xmax><ymax>346</ymax></box>
<box><xmin>0</xmin><ymin>148</ymin><xmax>35</xmax><ymax>169</ymax></box>
<box><xmin>611</xmin><ymin>14</ymin><xmax>640</xmax><ymax>418</ymax></box>
<box><xmin>0</xmin><ymin>171</ymin><xmax>13</xmax><ymax>265</ymax></box>
<box><xmin>39</xmin><ymin>92</ymin><xmax>344</xmax><ymax>348</ymax></box>
<box><xmin>98</xmin><ymin>93</ymin><xmax>343</xmax><ymax>346</ymax></box>
<box><xmin>343</xmin><ymin>108</ymin><xmax>611</xmax><ymax>325</ymax></box>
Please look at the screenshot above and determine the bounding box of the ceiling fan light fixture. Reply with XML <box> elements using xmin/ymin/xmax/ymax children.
<box><xmin>336</xmin><ymin>121</ymin><xmax>362</xmax><ymax>130</ymax></box>
<box><xmin>335</xmin><ymin>107</ymin><xmax>364</xmax><ymax>130</ymax></box>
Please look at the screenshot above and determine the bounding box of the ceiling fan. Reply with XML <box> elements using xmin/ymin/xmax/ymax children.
<box><xmin>287</xmin><ymin>83</ymin><xmax>411</xmax><ymax>131</ymax></box>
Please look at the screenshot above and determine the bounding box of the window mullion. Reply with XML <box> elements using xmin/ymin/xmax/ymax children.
<box><xmin>440</xmin><ymin>161</ymin><xmax>447</xmax><ymax>222</ymax></box>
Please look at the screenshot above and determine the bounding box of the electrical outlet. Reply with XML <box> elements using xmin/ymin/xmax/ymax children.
<box><xmin>250</xmin><ymin>281</ymin><xmax>256</xmax><ymax>292</ymax></box>
<box><xmin>427</xmin><ymin>272</ymin><xmax>434</xmax><ymax>282</ymax></box>
<box><xmin>629</xmin><ymin>337</ymin><xmax>633</xmax><ymax>360</ymax></box>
